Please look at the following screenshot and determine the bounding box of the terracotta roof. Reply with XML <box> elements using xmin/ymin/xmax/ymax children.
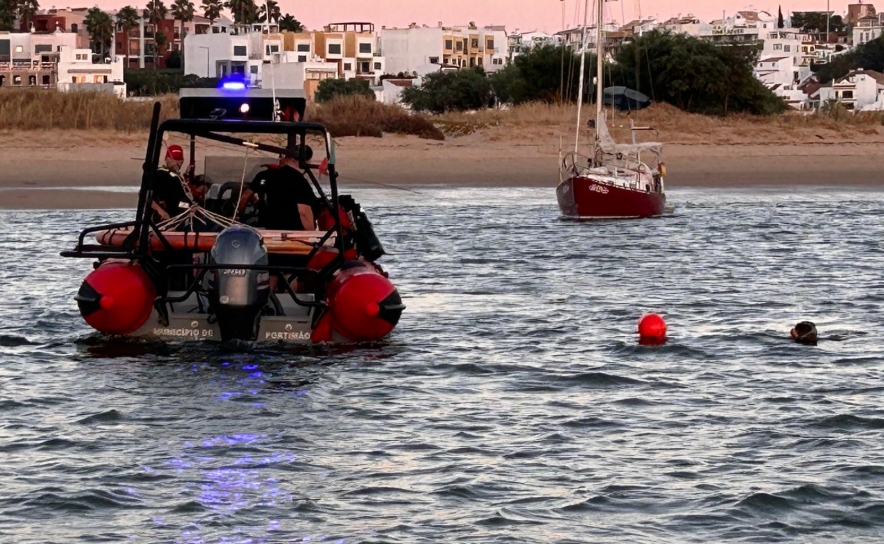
<box><xmin>760</xmin><ymin>56</ymin><xmax>789</xmax><ymax>62</ymax></box>
<box><xmin>842</xmin><ymin>69</ymin><xmax>884</xmax><ymax>85</ymax></box>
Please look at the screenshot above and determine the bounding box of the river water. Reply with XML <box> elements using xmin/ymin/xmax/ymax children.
<box><xmin>1</xmin><ymin>186</ymin><xmax>883</xmax><ymax>543</ymax></box>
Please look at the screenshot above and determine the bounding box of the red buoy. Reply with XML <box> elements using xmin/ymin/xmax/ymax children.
<box><xmin>638</xmin><ymin>313</ymin><xmax>667</xmax><ymax>343</ymax></box>
<box><xmin>323</xmin><ymin>260</ymin><xmax>404</xmax><ymax>342</ymax></box>
<box><xmin>76</xmin><ymin>261</ymin><xmax>156</xmax><ymax>335</ymax></box>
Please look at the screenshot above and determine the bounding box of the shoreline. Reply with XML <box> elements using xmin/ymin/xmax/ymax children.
<box><xmin>1</xmin><ymin>133</ymin><xmax>882</xmax><ymax>210</ymax></box>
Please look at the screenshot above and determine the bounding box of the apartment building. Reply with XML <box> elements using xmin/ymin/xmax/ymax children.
<box><xmin>380</xmin><ymin>22</ymin><xmax>507</xmax><ymax>75</ymax></box>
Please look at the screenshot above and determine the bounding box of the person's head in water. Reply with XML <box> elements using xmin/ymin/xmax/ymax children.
<box><xmin>791</xmin><ymin>321</ymin><xmax>818</xmax><ymax>345</ymax></box>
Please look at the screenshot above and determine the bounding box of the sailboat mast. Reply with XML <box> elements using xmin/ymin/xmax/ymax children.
<box><xmin>573</xmin><ymin>0</ymin><xmax>591</xmax><ymax>152</ymax></box>
<box><xmin>595</xmin><ymin>0</ymin><xmax>604</xmax><ymax>125</ymax></box>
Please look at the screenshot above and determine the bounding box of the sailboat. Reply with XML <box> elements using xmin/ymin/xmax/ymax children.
<box><xmin>556</xmin><ymin>0</ymin><xmax>667</xmax><ymax>219</ymax></box>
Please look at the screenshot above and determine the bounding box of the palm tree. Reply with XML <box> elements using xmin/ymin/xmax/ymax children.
<box><xmin>201</xmin><ymin>0</ymin><xmax>222</xmax><ymax>31</ymax></box>
<box><xmin>17</xmin><ymin>0</ymin><xmax>39</xmax><ymax>31</ymax></box>
<box><xmin>154</xmin><ymin>29</ymin><xmax>168</xmax><ymax>67</ymax></box>
<box><xmin>225</xmin><ymin>0</ymin><xmax>257</xmax><ymax>29</ymax></box>
<box><xmin>257</xmin><ymin>0</ymin><xmax>279</xmax><ymax>25</ymax></box>
<box><xmin>170</xmin><ymin>0</ymin><xmax>194</xmax><ymax>63</ymax></box>
<box><xmin>144</xmin><ymin>0</ymin><xmax>167</xmax><ymax>67</ymax></box>
<box><xmin>84</xmin><ymin>7</ymin><xmax>114</xmax><ymax>60</ymax></box>
<box><xmin>278</xmin><ymin>14</ymin><xmax>303</xmax><ymax>32</ymax></box>
<box><xmin>115</xmin><ymin>6</ymin><xmax>140</xmax><ymax>68</ymax></box>
<box><xmin>0</xmin><ymin>0</ymin><xmax>18</xmax><ymax>31</ymax></box>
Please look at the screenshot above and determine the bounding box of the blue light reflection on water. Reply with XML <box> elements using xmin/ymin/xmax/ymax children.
<box><xmin>0</xmin><ymin>187</ymin><xmax>883</xmax><ymax>543</ymax></box>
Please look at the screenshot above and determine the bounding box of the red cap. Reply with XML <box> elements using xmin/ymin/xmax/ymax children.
<box><xmin>166</xmin><ymin>144</ymin><xmax>184</xmax><ymax>161</ymax></box>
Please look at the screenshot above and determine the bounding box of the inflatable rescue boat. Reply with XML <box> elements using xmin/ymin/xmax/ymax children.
<box><xmin>61</xmin><ymin>84</ymin><xmax>404</xmax><ymax>344</ymax></box>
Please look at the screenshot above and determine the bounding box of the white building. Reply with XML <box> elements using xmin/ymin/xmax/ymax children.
<box><xmin>0</xmin><ymin>30</ymin><xmax>77</xmax><ymax>88</ymax></box>
<box><xmin>818</xmin><ymin>68</ymin><xmax>884</xmax><ymax>110</ymax></box>
<box><xmin>56</xmin><ymin>46</ymin><xmax>126</xmax><ymax>97</ymax></box>
<box><xmin>853</xmin><ymin>15</ymin><xmax>883</xmax><ymax>46</ymax></box>
<box><xmin>380</xmin><ymin>23</ymin><xmax>507</xmax><ymax>75</ymax></box>
<box><xmin>183</xmin><ymin>32</ymin><xmax>262</xmax><ymax>84</ymax></box>
<box><xmin>507</xmin><ymin>30</ymin><xmax>561</xmax><ymax>61</ymax></box>
<box><xmin>661</xmin><ymin>14</ymin><xmax>703</xmax><ymax>36</ymax></box>
<box><xmin>269</xmin><ymin>60</ymin><xmax>338</xmax><ymax>100</ymax></box>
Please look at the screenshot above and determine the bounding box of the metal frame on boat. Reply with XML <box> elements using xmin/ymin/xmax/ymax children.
<box><xmin>62</xmin><ymin>90</ymin><xmax>403</xmax><ymax>344</ymax></box>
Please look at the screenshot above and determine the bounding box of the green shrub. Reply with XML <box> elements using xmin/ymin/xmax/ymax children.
<box><xmin>315</xmin><ymin>78</ymin><xmax>375</xmax><ymax>103</ymax></box>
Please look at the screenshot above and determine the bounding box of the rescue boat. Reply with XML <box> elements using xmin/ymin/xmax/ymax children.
<box><xmin>61</xmin><ymin>84</ymin><xmax>404</xmax><ymax>344</ymax></box>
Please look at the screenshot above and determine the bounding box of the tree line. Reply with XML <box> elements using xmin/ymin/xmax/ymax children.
<box><xmin>398</xmin><ymin>31</ymin><xmax>787</xmax><ymax>116</ymax></box>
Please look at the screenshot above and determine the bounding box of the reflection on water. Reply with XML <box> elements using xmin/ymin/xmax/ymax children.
<box><xmin>0</xmin><ymin>187</ymin><xmax>883</xmax><ymax>543</ymax></box>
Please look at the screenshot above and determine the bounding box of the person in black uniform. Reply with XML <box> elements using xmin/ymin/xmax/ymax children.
<box><xmin>241</xmin><ymin>152</ymin><xmax>318</xmax><ymax>231</ymax></box>
<box><xmin>151</xmin><ymin>144</ymin><xmax>192</xmax><ymax>221</ymax></box>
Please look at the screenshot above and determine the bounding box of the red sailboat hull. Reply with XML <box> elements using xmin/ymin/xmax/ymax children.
<box><xmin>556</xmin><ymin>176</ymin><xmax>666</xmax><ymax>219</ymax></box>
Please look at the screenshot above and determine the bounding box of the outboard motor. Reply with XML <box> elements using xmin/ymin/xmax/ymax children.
<box><xmin>207</xmin><ymin>226</ymin><xmax>270</xmax><ymax>341</ymax></box>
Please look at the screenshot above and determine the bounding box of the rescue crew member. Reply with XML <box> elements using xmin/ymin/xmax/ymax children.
<box><xmin>151</xmin><ymin>144</ymin><xmax>193</xmax><ymax>221</ymax></box>
<box><xmin>240</xmin><ymin>152</ymin><xmax>318</xmax><ymax>231</ymax></box>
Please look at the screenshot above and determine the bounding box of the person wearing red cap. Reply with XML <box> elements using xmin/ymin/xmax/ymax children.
<box><xmin>150</xmin><ymin>144</ymin><xmax>193</xmax><ymax>221</ymax></box>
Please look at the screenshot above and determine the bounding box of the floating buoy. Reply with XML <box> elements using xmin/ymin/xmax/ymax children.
<box><xmin>638</xmin><ymin>313</ymin><xmax>667</xmax><ymax>344</ymax></box>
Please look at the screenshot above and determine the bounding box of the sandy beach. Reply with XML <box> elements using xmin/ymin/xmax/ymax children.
<box><xmin>0</xmin><ymin>128</ymin><xmax>881</xmax><ymax>209</ymax></box>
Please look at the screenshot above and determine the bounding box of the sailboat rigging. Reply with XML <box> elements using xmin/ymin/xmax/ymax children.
<box><xmin>556</xmin><ymin>0</ymin><xmax>668</xmax><ymax>220</ymax></box>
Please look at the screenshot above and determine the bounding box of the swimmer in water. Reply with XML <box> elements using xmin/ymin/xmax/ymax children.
<box><xmin>790</xmin><ymin>321</ymin><xmax>818</xmax><ymax>345</ymax></box>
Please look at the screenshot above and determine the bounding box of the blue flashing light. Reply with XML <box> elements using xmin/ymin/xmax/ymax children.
<box><xmin>221</xmin><ymin>80</ymin><xmax>247</xmax><ymax>91</ymax></box>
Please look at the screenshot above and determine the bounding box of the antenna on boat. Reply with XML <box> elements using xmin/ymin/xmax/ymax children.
<box><xmin>574</xmin><ymin>0</ymin><xmax>590</xmax><ymax>153</ymax></box>
<box><xmin>266</xmin><ymin>0</ymin><xmax>277</xmax><ymax>121</ymax></box>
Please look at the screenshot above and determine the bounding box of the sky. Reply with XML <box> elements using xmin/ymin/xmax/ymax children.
<box><xmin>87</xmin><ymin>0</ymin><xmax>858</xmax><ymax>32</ymax></box>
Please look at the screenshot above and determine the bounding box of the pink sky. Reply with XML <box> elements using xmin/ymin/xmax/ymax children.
<box><xmin>88</xmin><ymin>0</ymin><xmax>857</xmax><ymax>32</ymax></box>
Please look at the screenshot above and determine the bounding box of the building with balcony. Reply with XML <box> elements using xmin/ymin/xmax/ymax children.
<box><xmin>853</xmin><ymin>15</ymin><xmax>883</xmax><ymax>45</ymax></box>
<box><xmin>0</xmin><ymin>31</ymin><xmax>77</xmax><ymax>88</ymax></box>
<box><xmin>380</xmin><ymin>22</ymin><xmax>507</xmax><ymax>76</ymax></box>
<box><xmin>183</xmin><ymin>22</ymin><xmax>386</xmax><ymax>90</ymax></box>
<box><xmin>818</xmin><ymin>68</ymin><xmax>884</xmax><ymax>110</ymax></box>
<box><xmin>114</xmin><ymin>13</ymin><xmax>233</xmax><ymax>69</ymax></box>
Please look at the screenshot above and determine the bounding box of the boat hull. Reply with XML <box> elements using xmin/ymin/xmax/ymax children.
<box><xmin>556</xmin><ymin>175</ymin><xmax>666</xmax><ymax>219</ymax></box>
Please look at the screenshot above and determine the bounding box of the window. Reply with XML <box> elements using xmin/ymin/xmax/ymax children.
<box><xmin>0</xmin><ymin>40</ymin><xmax>8</xmax><ymax>62</ymax></box>
<box><xmin>265</xmin><ymin>44</ymin><xmax>279</xmax><ymax>54</ymax></box>
<box><xmin>359</xmin><ymin>43</ymin><xmax>371</xmax><ymax>53</ymax></box>
<box><xmin>477</xmin><ymin>57</ymin><xmax>483</xmax><ymax>66</ymax></box>
<box><xmin>250</xmin><ymin>65</ymin><xmax>258</xmax><ymax>74</ymax></box>
<box><xmin>360</xmin><ymin>61</ymin><xmax>369</xmax><ymax>72</ymax></box>
<box><xmin>486</xmin><ymin>39</ymin><xmax>494</xmax><ymax>49</ymax></box>
<box><xmin>35</xmin><ymin>44</ymin><xmax>52</xmax><ymax>54</ymax></box>
<box><xmin>298</xmin><ymin>55</ymin><xmax>307</xmax><ymax>62</ymax></box>
<box><xmin>471</xmin><ymin>39</ymin><xmax>478</xmax><ymax>48</ymax></box>
<box><xmin>374</xmin><ymin>62</ymin><xmax>381</xmax><ymax>70</ymax></box>
<box><xmin>445</xmin><ymin>39</ymin><xmax>453</xmax><ymax>50</ymax></box>
<box><xmin>773</xmin><ymin>43</ymin><xmax>782</xmax><ymax>50</ymax></box>
<box><xmin>297</xmin><ymin>43</ymin><xmax>310</xmax><ymax>52</ymax></box>
<box><xmin>93</xmin><ymin>75</ymin><xmax>103</xmax><ymax>83</ymax></box>
<box><xmin>784</xmin><ymin>45</ymin><xmax>790</xmax><ymax>52</ymax></box>
<box><xmin>492</xmin><ymin>58</ymin><xmax>503</xmax><ymax>65</ymax></box>
<box><xmin>28</xmin><ymin>75</ymin><xmax>36</xmax><ymax>85</ymax></box>
<box><xmin>456</xmin><ymin>40</ymin><xmax>463</xmax><ymax>51</ymax></box>
<box><xmin>41</xmin><ymin>54</ymin><xmax>51</xmax><ymax>63</ymax></box>
<box><xmin>13</xmin><ymin>75</ymin><xmax>22</xmax><ymax>85</ymax></box>
<box><xmin>328</xmin><ymin>43</ymin><xmax>341</xmax><ymax>54</ymax></box>
<box><xmin>15</xmin><ymin>45</ymin><xmax>23</xmax><ymax>53</ymax></box>
<box><xmin>71</xmin><ymin>23</ymin><xmax>78</xmax><ymax>33</ymax></box>
<box><xmin>469</xmin><ymin>57</ymin><xmax>475</xmax><ymax>67</ymax></box>
<box><xmin>344</xmin><ymin>62</ymin><xmax>352</xmax><ymax>70</ymax></box>
<box><xmin>42</xmin><ymin>75</ymin><xmax>50</xmax><ymax>85</ymax></box>
<box><xmin>429</xmin><ymin>56</ymin><xmax>439</xmax><ymax>64</ymax></box>
<box><xmin>233</xmin><ymin>45</ymin><xmax>247</xmax><ymax>56</ymax></box>
<box><xmin>843</xmin><ymin>90</ymin><xmax>854</xmax><ymax>99</ymax></box>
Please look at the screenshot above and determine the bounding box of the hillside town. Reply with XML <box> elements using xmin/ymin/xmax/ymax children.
<box><xmin>1</xmin><ymin>2</ymin><xmax>883</xmax><ymax>111</ymax></box>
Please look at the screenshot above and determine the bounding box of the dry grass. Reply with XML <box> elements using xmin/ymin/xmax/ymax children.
<box><xmin>0</xmin><ymin>89</ymin><xmax>179</xmax><ymax>131</ymax></box>
<box><xmin>308</xmin><ymin>96</ymin><xmax>445</xmax><ymax>140</ymax></box>
<box><xmin>432</xmin><ymin>101</ymin><xmax>884</xmax><ymax>144</ymax></box>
